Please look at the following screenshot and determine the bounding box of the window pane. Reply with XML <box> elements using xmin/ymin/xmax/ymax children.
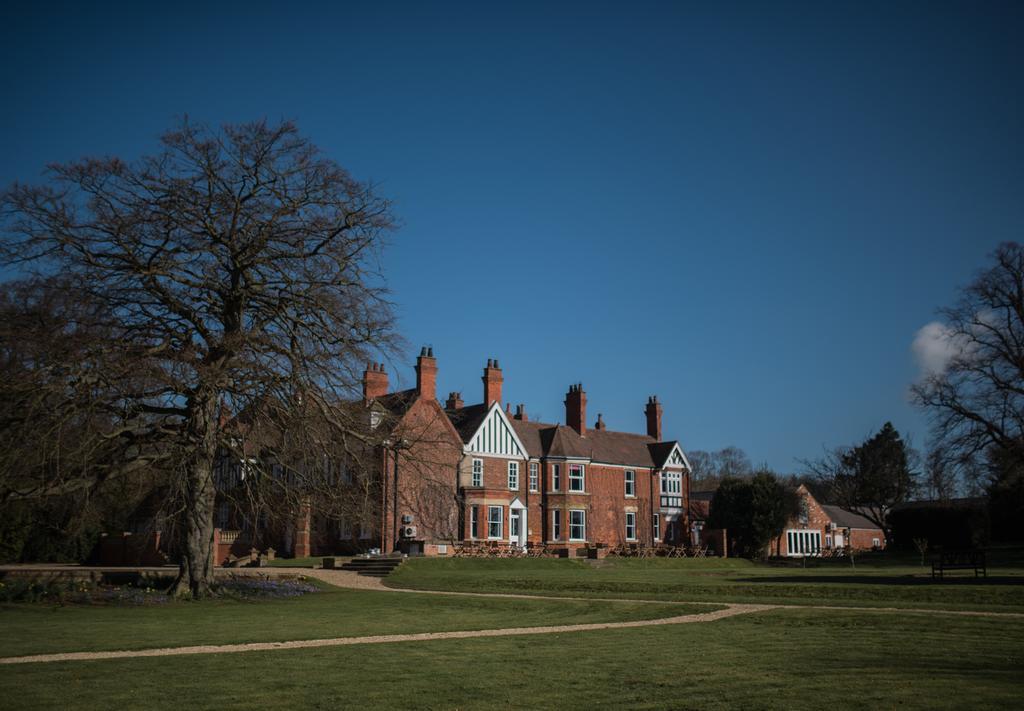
<box><xmin>488</xmin><ymin>506</ymin><xmax>502</xmax><ymax>538</ymax></box>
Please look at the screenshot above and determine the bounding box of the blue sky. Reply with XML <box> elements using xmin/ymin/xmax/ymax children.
<box><xmin>2</xmin><ymin>1</ymin><xmax>1021</xmax><ymax>471</ymax></box>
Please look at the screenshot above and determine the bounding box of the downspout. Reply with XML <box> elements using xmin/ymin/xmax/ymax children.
<box><xmin>380</xmin><ymin>447</ymin><xmax>388</xmax><ymax>554</ymax></box>
<box><xmin>456</xmin><ymin>451</ymin><xmax>466</xmax><ymax>541</ymax></box>
<box><xmin>650</xmin><ymin>468</ymin><xmax>656</xmax><ymax>543</ymax></box>
<box><xmin>393</xmin><ymin>447</ymin><xmax>400</xmax><ymax>553</ymax></box>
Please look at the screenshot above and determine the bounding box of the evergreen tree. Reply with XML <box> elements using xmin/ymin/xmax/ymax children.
<box><xmin>708</xmin><ymin>471</ymin><xmax>799</xmax><ymax>557</ymax></box>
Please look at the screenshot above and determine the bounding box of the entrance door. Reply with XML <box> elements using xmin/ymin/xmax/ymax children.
<box><xmin>509</xmin><ymin>509</ymin><xmax>522</xmax><ymax>547</ymax></box>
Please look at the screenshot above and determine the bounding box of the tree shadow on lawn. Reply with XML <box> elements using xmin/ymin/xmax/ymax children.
<box><xmin>733</xmin><ymin>575</ymin><xmax>1024</xmax><ymax>586</ymax></box>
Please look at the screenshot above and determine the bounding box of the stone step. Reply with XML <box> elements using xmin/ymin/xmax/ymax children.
<box><xmin>338</xmin><ymin>557</ymin><xmax>404</xmax><ymax>577</ymax></box>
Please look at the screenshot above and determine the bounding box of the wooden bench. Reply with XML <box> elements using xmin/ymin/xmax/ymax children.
<box><xmin>931</xmin><ymin>550</ymin><xmax>986</xmax><ymax>579</ymax></box>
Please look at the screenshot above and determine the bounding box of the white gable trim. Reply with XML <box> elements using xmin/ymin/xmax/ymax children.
<box><xmin>464</xmin><ymin>403</ymin><xmax>528</xmax><ymax>460</ymax></box>
<box><xmin>659</xmin><ymin>443</ymin><xmax>692</xmax><ymax>471</ymax></box>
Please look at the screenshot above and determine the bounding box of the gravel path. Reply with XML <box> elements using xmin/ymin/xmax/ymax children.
<box><xmin>2</xmin><ymin>565</ymin><xmax>1021</xmax><ymax>666</ymax></box>
<box><xmin>0</xmin><ymin>603</ymin><xmax>776</xmax><ymax>666</ymax></box>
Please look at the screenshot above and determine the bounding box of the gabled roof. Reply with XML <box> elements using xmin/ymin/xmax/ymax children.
<box><xmin>821</xmin><ymin>505</ymin><xmax>880</xmax><ymax>531</ymax></box>
<box><xmin>445</xmin><ymin>403</ymin><xmax>489</xmax><ymax>442</ymax></box>
<box><xmin>647</xmin><ymin>441</ymin><xmax>689</xmax><ymax>469</ymax></box>
<box><xmin>372</xmin><ymin>388</ymin><xmax>419</xmax><ymax>420</ymax></box>
<box><xmin>451</xmin><ymin>402</ymin><xmax>530</xmax><ymax>459</ymax></box>
<box><xmin>443</xmin><ymin>405</ymin><xmax>687</xmax><ymax>469</ymax></box>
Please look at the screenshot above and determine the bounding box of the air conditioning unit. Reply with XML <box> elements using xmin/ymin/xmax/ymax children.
<box><xmin>402</xmin><ymin>514</ymin><xmax>414</xmax><ymax>524</ymax></box>
<box><xmin>401</xmin><ymin>525</ymin><xmax>417</xmax><ymax>539</ymax></box>
<box><xmin>829</xmin><ymin>522</ymin><xmax>837</xmax><ymax>531</ymax></box>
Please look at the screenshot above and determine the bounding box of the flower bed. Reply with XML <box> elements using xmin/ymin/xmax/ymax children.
<box><xmin>0</xmin><ymin>574</ymin><xmax>320</xmax><ymax>605</ymax></box>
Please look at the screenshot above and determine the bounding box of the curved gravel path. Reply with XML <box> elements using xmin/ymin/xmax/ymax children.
<box><xmin>2</xmin><ymin>566</ymin><xmax>1021</xmax><ymax>666</ymax></box>
<box><xmin>0</xmin><ymin>603</ymin><xmax>775</xmax><ymax>666</ymax></box>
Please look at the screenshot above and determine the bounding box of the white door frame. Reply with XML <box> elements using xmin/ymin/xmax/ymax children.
<box><xmin>509</xmin><ymin>498</ymin><xmax>527</xmax><ymax>548</ymax></box>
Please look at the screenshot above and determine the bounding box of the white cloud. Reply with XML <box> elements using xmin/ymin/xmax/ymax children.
<box><xmin>912</xmin><ymin>321</ymin><xmax>967</xmax><ymax>376</ymax></box>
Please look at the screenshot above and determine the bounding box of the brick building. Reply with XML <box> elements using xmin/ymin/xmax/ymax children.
<box><xmin>373</xmin><ymin>350</ymin><xmax>693</xmax><ymax>555</ymax></box>
<box><xmin>440</xmin><ymin>359</ymin><xmax>692</xmax><ymax>553</ymax></box>
<box><xmin>210</xmin><ymin>349</ymin><xmax>693</xmax><ymax>560</ymax></box>
<box><xmin>772</xmin><ymin>484</ymin><xmax>884</xmax><ymax>556</ymax></box>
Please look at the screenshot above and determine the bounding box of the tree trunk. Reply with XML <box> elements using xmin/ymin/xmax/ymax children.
<box><xmin>169</xmin><ymin>391</ymin><xmax>219</xmax><ymax>599</ymax></box>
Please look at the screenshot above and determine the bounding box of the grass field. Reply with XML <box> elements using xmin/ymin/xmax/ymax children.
<box><xmin>1</xmin><ymin>607</ymin><xmax>1020</xmax><ymax>710</ymax></box>
<box><xmin>2</xmin><ymin>555</ymin><xmax>1023</xmax><ymax>709</ymax></box>
<box><xmin>385</xmin><ymin>556</ymin><xmax>1024</xmax><ymax>611</ymax></box>
<box><xmin>0</xmin><ymin>581</ymin><xmax>698</xmax><ymax>658</ymax></box>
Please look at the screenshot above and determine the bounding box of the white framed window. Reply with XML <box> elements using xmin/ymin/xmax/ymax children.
<box><xmin>569</xmin><ymin>509</ymin><xmax>586</xmax><ymax>541</ymax></box>
<box><xmin>569</xmin><ymin>464</ymin><xmax>585</xmax><ymax>492</ymax></box>
<box><xmin>470</xmin><ymin>505</ymin><xmax>479</xmax><ymax>539</ymax></box>
<box><xmin>786</xmin><ymin>529</ymin><xmax>821</xmax><ymax>556</ymax></box>
<box><xmin>653</xmin><ymin>513</ymin><xmax>661</xmax><ymax>541</ymax></box>
<box><xmin>487</xmin><ymin>505</ymin><xmax>503</xmax><ymax>539</ymax></box>
<box><xmin>625</xmin><ymin>511</ymin><xmax>636</xmax><ymax>541</ymax></box>
<box><xmin>551</xmin><ymin>509</ymin><xmax>562</xmax><ymax>540</ymax></box>
<box><xmin>529</xmin><ymin>462</ymin><xmax>539</xmax><ymax>492</ymax></box>
<box><xmin>552</xmin><ymin>464</ymin><xmax>561</xmax><ymax>491</ymax></box>
<box><xmin>660</xmin><ymin>470</ymin><xmax>683</xmax><ymax>507</ymax></box>
<box><xmin>661</xmin><ymin>470</ymin><xmax>682</xmax><ymax>494</ymax></box>
<box><xmin>471</xmin><ymin>458</ymin><xmax>483</xmax><ymax>487</ymax></box>
<box><xmin>625</xmin><ymin>470</ymin><xmax>636</xmax><ymax>497</ymax></box>
<box><xmin>508</xmin><ymin>461</ymin><xmax>519</xmax><ymax>490</ymax></box>
<box><xmin>825</xmin><ymin>534</ymin><xmax>833</xmax><ymax>548</ymax></box>
<box><xmin>872</xmin><ymin>537</ymin><xmax>880</xmax><ymax>548</ymax></box>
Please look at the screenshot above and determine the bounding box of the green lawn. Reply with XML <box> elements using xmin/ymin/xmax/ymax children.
<box><xmin>2</xmin><ymin>608</ymin><xmax>1020</xmax><ymax>710</ymax></box>
<box><xmin>0</xmin><ymin>581</ymin><xmax>706</xmax><ymax>658</ymax></box>
<box><xmin>385</xmin><ymin>556</ymin><xmax>1024</xmax><ymax>611</ymax></box>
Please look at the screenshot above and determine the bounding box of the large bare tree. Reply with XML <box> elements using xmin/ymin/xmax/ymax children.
<box><xmin>1</xmin><ymin>120</ymin><xmax>397</xmax><ymax>596</ymax></box>
<box><xmin>911</xmin><ymin>242</ymin><xmax>1024</xmax><ymax>465</ymax></box>
<box><xmin>911</xmin><ymin>242</ymin><xmax>1024</xmax><ymax>534</ymax></box>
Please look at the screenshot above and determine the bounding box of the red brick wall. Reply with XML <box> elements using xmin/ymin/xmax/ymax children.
<box><xmin>848</xmin><ymin>528</ymin><xmax>884</xmax><ymax>550</ymax></box>
<box><xmin>773</xmin><ymin>485</ymin><xmax>831</xmax><ymax>556</ymax></box>
<box><xmin>382</xmin><ymin>397</ymin><xmax>464</xmax><ymax>552</ymax></box>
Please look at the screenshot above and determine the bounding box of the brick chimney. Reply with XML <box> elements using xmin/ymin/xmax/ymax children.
<box><xmin>565</xmin><ymin>383</ymin><xmax>587</xmax><ymax>436</ymax></box>
<box><xmin>415</xmin><ymin>347</ymin><xmax>437</xmax><ymax>400</ymax></box>
<box><xmin>594</xmin><ymin>413</ymin><xmax>606</xmax><ymax>431</ymax></box>
<box><xmin>482</xmin><ymin>359</ymin><xmax>503</xmax><ymax>407</ymax></box>
<box><xmin>645</xmin><ymin>395</ymin><xmax>663</xmax><ymax>441</ymax></box>
<box><xmin>362</xmin><ymin>362</ymin><xmax>388</xmax><ymax>402</ymax></box>
<box><xmin>445</xmin><ymin>391</ymin><xmax>463</xmax><ymax>410</ymax></box>
<box><xmin>513</xmin><ymin>404</ymin><xmax>528</xmax><ymax>422</ymax></box>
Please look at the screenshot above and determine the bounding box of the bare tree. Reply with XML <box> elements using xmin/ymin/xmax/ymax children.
<box><xmin>911</xmin><ymin>243</ymin><xmax>1024</xmax><ymax>493</ymax></box>
<box><xmin>1</xmin><ymin>119</ymin><xmax>397</xmax><ymax>597</ymax></box>
<box><xmin>922</xmin><ymin>446</ymin><xmax>958</xmax><ymax>501</ymax></box>
<box><xmin>688</xmin><ymin>446</ymin><xmax>753</xmax><ymax>490</ymax></box>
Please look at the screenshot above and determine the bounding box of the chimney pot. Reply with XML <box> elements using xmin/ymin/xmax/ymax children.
<box><xmin>483</xmin><ymin>359</ymin><xmax>504</xmax><ymax>407</ymax></box>
<box><xmin>645</xmin><ymin>395</ymin><xmax>663</xmax><ymax>441</ymax></box>
<box><xmin>363</xmin><ymin>361</ymin><xmax>389</xmax><ymax>401</ymax></box>
<box><xmin>415</xmin><ymin>348</ymin><xmax>438</xmax><ymax>400</ymax></box>
<box><xmin>565</xmin><ymin>383</ymin><xmax>587</xmax><ymax>436</ymax></box>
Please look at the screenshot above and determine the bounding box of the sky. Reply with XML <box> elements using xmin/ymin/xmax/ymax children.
<box><xmin>2</xmin><ymin>1</ymin><xmax>1021</xmax><ymax>472</ymax></box>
